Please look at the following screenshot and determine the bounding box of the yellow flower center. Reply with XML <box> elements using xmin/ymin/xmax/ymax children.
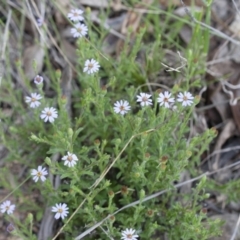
<box><xmin>37</xmin><ymin>172</ymin><xmax>42</xmax><ymax>177</ymax></box>
<box><xmin>58</xmin><ymin>208</ymin><xmax>63</xmax><ymax>213</ymax></box>
<box><xmin>88</xmin><ymin>63</ymin><xmax>93</xmax><ymax>69</ymax></box>
<box><xmin>35</xmin><ymin>77</ymin><xmax>41</xmax><ymax>82</ymax></box>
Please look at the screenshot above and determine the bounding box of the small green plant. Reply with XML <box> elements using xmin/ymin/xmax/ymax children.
<box><xmin>0</xmin><ymin>1</ymin><xmax>224</xmax><ymax>240</ymax></box>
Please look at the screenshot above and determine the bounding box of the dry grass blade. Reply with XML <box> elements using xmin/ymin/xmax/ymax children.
<box><xmin>79</xmin><ymin>0</ymin><xmax>109</xmax><ymax>8</ymax></box>
<box><xmin>230</xmin><ymin>214</ymin><xmax>240</xmax><ymax>240</ymax></box>
<box><xmin>0</xmin><ymin>9</ymin><xmax>12</xmax><ymax>86</ymax></box>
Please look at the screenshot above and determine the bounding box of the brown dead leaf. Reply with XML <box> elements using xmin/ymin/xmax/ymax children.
<box><xmin>121</xmin><ymin>0</ymin><xmax>153</xmax><ymax>36</ymax></box>
<box><xmin>228</xmin><ymin>14</ymin><xmax>240</xmax><ymax>63</ymax></box>
<box><xmin>231</xmin><ymin>103</ymin><xmax>240</xmax><ymax>133</ymax></box>
<box><xmin>212</xmin><ymin>0</ymin><xmax>231</xmax><ymax>21</ymax></box>
<box><xmin>102</xmin><ymin>13</ymin><xmax>126</xmax><ymax>54</ymax></box>
<box><xmin>22</xmin><ymin>44</ymin><xmax>45</xmax><ymax>80</ymax></box>
<box><xmin>54</xmin><ymin>0</ymin><xmax>71</xmax><ymax>25</ymax></box>
<box><xmin>116</xmin><ymin>0</ymin><xmax>153</xmax><ymax>56</ymax></box>
<box><xmin>61</xmin><ymin>39</ymin><xmax>77</xmax><ymax>65</ymax></box>
<box><xmin>212</xmin><ymin>119</ymin><xmax>236</xmax><ymax>172</ymax></box>
<box><xmin>210</xmin><ymin>84</ymin><xmax>232</xmax><ymax>121</ymax></box>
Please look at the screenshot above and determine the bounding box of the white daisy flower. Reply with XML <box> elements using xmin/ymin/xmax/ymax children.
<box><xmin>25</xmin><ymin>93</ymin><xmax>42</xmax><ymax>108</ymax></box>
<box><xmin>40</xmin><ymin>107</ymin><xmax>58</xmax><ymax>123</ymax></box>
<box><xmin>70</xmin><ymin>23</ymin><xmax>88</xmax><ymax>38</ymax></box>
<box><xmin>177</xmin><ymin>91</ymin><xmax>194</xmax><ymax>106</ymax></box>
<box><xmin>83</xmin><ymin>59</ymin><xmax>100</xmax><ymax>74</ymax></box>
<box><xmin>62</xmin><ymin>152</ymin><xmax>78</xmax><ymax>167</ymax></box>
<box><xmin>31</xmin><ymin>166</ymin><xmax>48</xmax><ymax>182</ymax></box>
<box><xmin>157</xmin><ymin>91</ymin><xmax>175</xmax><ymax>108</ymax></box>
<box><xmin>0</xmin><ymin>200</ymin><xmax>15</xmax><ymax>215</ymax></box>
<box><xmin>34</xmin><ymin>75</ymin><xmax>44</xmax><ymax>85</ymax></box>
<box><xmin>136</xmin><ymin>93</ymin><xmax>152</xmax><ymax>107</ymax></box>
<box><xmin>52</xmin><ymin>203</ymin><xmax>69</xmax><ymax>220</ymax></box>
<box><xmin>67</xmin><ymin>9</ymin><xmax>84</xmax><ymax>22</ymax></box>
<box><xmin>121</xmin><ymin>228</ymin><xmax>139</xmax><ymax>240</ymax></box>
<box><xmin>113</xmin><ymin>100</ymin><xmax>131</xmax><ymax>115</ymax></box>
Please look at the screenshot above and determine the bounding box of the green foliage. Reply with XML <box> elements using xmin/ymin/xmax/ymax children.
<box><xmin>0</xmin><ymin>0</ymin><xmax>226</xmax><ymax>239</ymax></box>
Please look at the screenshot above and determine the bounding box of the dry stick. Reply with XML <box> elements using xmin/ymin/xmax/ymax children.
<box><xmin>232</xmin><ymin>0</ymin><xmax>240</xmax><ymax>17</ymax></box>
<box><xmin>206</xmin><ymin>57</ymin><xmax>234</xmax><ymax>65</ymax></box>
<box><xmin>201</xmin><ymin>146</ymin><xmax>240</xmax><ymax>166</ymax></box>
<box><xmin>0</xmin><ymin>9</ymin><xmax>12</xmax><ymax>86</ymax></box>
<box><xmin>75</xmin><ymin>160</ymin><xmax>240</xmax><ymax>240</ymax></box>
<box><xmin>25</xmin><ymin>0</ymin><xmax>47</xmax><ymax>47</ymax></box>
<box><xmin>222</xmin><ymin>83</ymin><xmax>238</xmax><ymax>105</ymax></box>
<box><xmin>0</xmin><ymin>177</ymin><xmax>30</xmax><ymax>204</ymax></box>
<box><xmin>179</xmin><ymin>0</ymin><xmax>240</xmax><ymax>46</ymax></box>
<box><xmin>223</xmin><ymin>81</ymin><xmax>240</xmax><ymax>90</ymax></box>
<box><xmin>230</xmin><ymin>214</ymin><xmax>240</xmax><ymax>240</ymax></box>
<box><xmin>161</xmin><ymin>51</ymin><xmax>187</xmax><ymax>73</ymax></box>
<box><xmin>90</xmin><ymin>128</ymin><xmax>156</xmax><ymax>189</ymax></box>
<box><xmin>195</xmin><ymin>99</ymin><xmax>230</xmax><ymax>112</ymax></box>
<box><xmin>1</xmin><ymin>9</ymin><xmax>11</xmax><ymax>60</ymax></box>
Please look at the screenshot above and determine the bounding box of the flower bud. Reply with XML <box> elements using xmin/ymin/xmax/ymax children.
<box><xmin>26</xmin><ymin>213</ymin><xmax>33</xmax><ymax>224</ymax></box>
<box><xmin>108</xmin><ymin>190</ymin><xmax>114</xmax><ymax>198</ymax></box>
<box><xmin>56</xmin><ymin>69</ymin><xmax>61</xmax><ymax>79</ymax></box>
<box><xmin>30</xmin><ymin>134</ymin><xmax>40</xmax><ymax>142</ymax></box>
<box><xmin>121</xmin><ymin>186</ymin><xmax>128</xmax><ymax>195</ymax></box>
<box><xmin>109</xmin><ymin>215</ymin><xmax>115</xmax><ymax>222</ymax></box>
<box><xmin>6</xmin><ymin>223</ymin><xmax>15</xmax><ymax>233</ymax></box>
<box><xmin>145</xmin><ymin>153</ymin><xmax>150</xmax><ymax>159</ymax></box>
<box><xmin>134</xmin><ymin>172</ymin><xmax>140</xmax><ymax>178</ymax></box>
<box><xmin>68</xmin><ymin>128</ymin><xmax>73</xmax><ymax>139</ymax></box>
<box><xmin>146</xmin><ymin>209</ymin><xmax>154</xmax><ymax>217</ymax></box>
<box><xmin>45</xmin><ymin>157</ymin><xmax>52</xmax><ymax>166</ymax></box>
<box><xmin>94</xmin><ymin>139</ymin><xmax>100</xmax><ymax>146</ymax></box>
<box><xmin>140</xmin><ymin>189</ymin><xmax>145</xmax><ymax>200</ymax></box>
